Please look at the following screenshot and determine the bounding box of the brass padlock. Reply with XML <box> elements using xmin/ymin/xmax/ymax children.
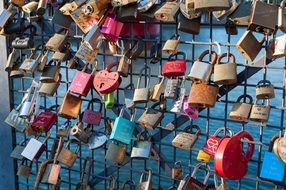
<box><xmin>229</xmin><ymin>94</ymin><xmax>253</xmax><ymax>122</ymax></box>
<box><xmin>154</xmin><ymin>1</ymin><xmax>180</xmax><ymax>22</ymax></box>
<box><xmin>138</xmin><ymin>102</ymin><xmax>164</xmax><ymax>130</ymax></box>
<box><xmin>46</xmin><ymin>29</ymin><xmax>69</xmax><ymax>52</ymax></box>
<box><xmin>197</xmin><ymin>150</ymin><xmax>211</xmax><ymax>163</ymax></box>
<box><xmin>181</xmin><ymin>0</ymin><xmax>201</xmax><ymax>20</ymax></box>
<box><xmin>278</xmin><ymin>0</ymin><xmax>286</xmax><ymax>33</ymax></box>
<box><xmin>236</xmin><ymin>30</ymin><xmax>265</xmax><ymax>62</ymax></box>
<box><xmin>172</xmin><ymin>125</ymin><xmax>201</xmax><ymax>150</ymax></box>
<box><xmin>172</xmin><ymin>161</ymin><xmax>183</xmax><ymax>180</ymax></box>
<box><xmin>248</xmin><ymin>1</ymin><xmax>278</xmax><ymax>35</ymax></box>
<box><xmin>105</xmin><ymin>141</ymin><xmax>127</xmax><ymax>165</ymax></box>
<box><xmin>19</xmin><ymin>49</ymin><xmax>39</xmax><ymax>73</ymax></box>
<box><xmin>57</xmin><ymin>140</ymin><xmax>80</xmax><ymax>167</ymax></box>
<box><xmin>58</xmin><ymin>91</ymin><xmax>82</xmax><ymax>119</ymax></box>
<box><xmin>162</xmin><ymin>35</ymin><xmax>180</xmax><ymax>55</ymax></box>
<box><xmin>22</xmin><ymin>1</ymin><xmax>39</xmax><ymax>14</ymax></box>
<box><xmin>150</xmin><ymin>77</ymin><xmax>165</xmax><ymax>102</ymax></box>
<box><xmin>136</xmin><ymin>169</ymin><xmax>152</xmax><ymax>190</ymax></box>
<box><xmin>256</xmin><ymin>80</ymin><xmax>275</xmax><ymax>99</ymax></box>
<box><xmin>133</xmin><ymin>66</ymin><xmax>151</xmax><ymax>104</ymax></box>
<box><xmin>40</xmin><ymin>61</ymin><xmax>61</xmax><ymax>83</ymax></box>
<box><xmin>249</xmin><ymin>99</ymin><xmax>271</xmax><ymax>123</ymax></box>
<box><xmin>39</xmin><ymin>74</ymin><xmax>61</xmax><ymax>97</ymax></box>
<box><xmin>188</xmin><ymin>82</ymin><xmax>219</xmax><ymax>108</ymax></box>
<box><xmin>118</xmin><ymin>54</ymin><xmax>131</xmax><ymax>77</ymax></box>
<box><xmin>70</xmin><ymin>122</ymin><xmax>91</xmax><ymax>144</ymax></box>
<box><xmin>214</xmin><ymin>52</ymin><xmax>237</xmax><ymax>85</ymax></box>
<box><xmin>164</xmin><ymin>78</ymin><xmax>181</xmax><ymax>100</ymax></box>
<box><xmin>194</xmin><ymin>0</ymin><xmax>230</xmax><ymax>12</ymax></box>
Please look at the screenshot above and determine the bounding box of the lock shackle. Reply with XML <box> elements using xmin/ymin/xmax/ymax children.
<box><xmin>214</xmin><ymin>172</ymin><xmax>226</xmax><ymax>188</ymax></box>
<box><xmin>170</xmin><ymin>34</ymin><xmax>181</xmax><ymax>40</ymax></box>
<box><xmin>217</xmin><ymin>53</ymin><xmax>236</xmax><ymax>64</ymax></box>
<box><xmin>124</xmin><ymin>83</ymin><xmax>135</xmax><ymax>90</ymax></box>
<box><xmin>257</xmin><ymin>79</ymin><xmax>272</xmax><ymax>87</ymax></box>
<box><xmin>80</xmin><ymin>157</ymin><xmax>93</xmax><ymax>184</ymax></box>
<box><xmin>184</xmin><ymin>125</ymin><xmax>201</xmax><ymax>135</ymax></box>
<box><xmin>56</xmin><ymin>28</ymin><xmax>69</xmax><ymax>36</ymax></box>
<box><xmin>127</xmin><ymin>38</ymin><xmax>144</xmax><ymax>60</ymax></box>
<box><xmin>65</xmin><ymin>139</ymin><xmax>81</xmax><ymax>153</ymax></box>
<box><xmin>191</xmin><ymin>163</ymin><xmax>211</xmax><ymax>185</ymax></box>
<box><xmin>269</xmin><ymin>134</ymin><xmax>280</xmax><ymax>152</ymax></box>
<box><xmin>108</xmin><ymin>176</ymin><xmax>117</xmax><ymax>189</ymax></box>
<box><xmin>53</xmin><ymin>137</ymin><xmax>64</xmax><ymax>164</ymax></box>
<box><xmin>236</xmin><ymin>94</ymin><xmax>253</xmax><ymax>104</ymax></box>
<box><xmin>254</xmin><ymin>98</ymin><xmax>270</xmax><ymax>105</ymax></box>
<box><xmin>198</xmin><ymin>50</ymin><xmax>218</xmax><ymax>65</ymax></box>
<box><xmin>137</xmin><ymin>130</ymin><xmax>152</xmax><ymax>141</ymax></box>
<box><xmin>280</xmin><ymin>0</ymin><xmax>286</xmax><ymax>8</ymax></box>
<box><xmin>168</xmin><ymin>51</ymin><xmax>186</xmax><ymax>60</ymax></box>
<box><xmin>214</xmin><ymin>127</ymin><xmax>233</xmax><ymax>137</ymax></box>
<box><xmin>120</xmin><ymin>179</ymin><xmax>135</xmax><ymax>189</ymax></box>
<box><xmin>106</xmin><ymin>62</ymin><xmax>119</xmax><ymax>72</ymax></box>
<box><xmin>174</xmin><ymin>161</ymin><xmax>182</xmax><ymax>167</ymax></box>
<box><xmin>137</xmin><ymin>66</ymin><xmax>151</xmax><ymax>89</ymax></box>
<box><xmin>87</xmin><ymin>98</ymin><xmax>103</xmax><ymax>112</ymax></box>
<box><xmin>139</xmin><ymin>169</ymin><xmax>152</xmax><ymax>183</ymax></box>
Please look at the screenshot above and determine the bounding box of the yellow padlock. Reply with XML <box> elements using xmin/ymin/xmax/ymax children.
<box><xmin>197</xmin><ymin>150</ymin><xmax>211</xmax><ymax>163</ymax></box>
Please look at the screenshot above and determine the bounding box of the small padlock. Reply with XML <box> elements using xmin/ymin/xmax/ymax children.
<box><xmin>75</xmin><ymin>41</ymin><xmax>99</xmax><ymax>64</ymax></box>
<box><xmin>154</xmin><ymin>1</ymin><xmax>179</xmax><ymax>22</ymax></box>
<box><xmin>138</xmin><ymin>102</ymin><xmax>164</xmax><ymax>130</ymax></box>
<box><xmin>256</xmin><ymin>80</ymin><xmax>275</xmax><ymax>99</ymax></box>
<box><xmin>249</xmin><ymin>99</ymin><xmax>271</xmax><ymax>123</ymax></box>
<box><xmin>172</xmin><ymin>125</ymin><xmax>201</xmax><ymax>150</ymax></box>
<box><xmin>82</xmin><ymin>98</ymin><xmax>102</xmax><ymax>126</ymax></box>
<box><xmin>83</xmin><ymin>0</ymin><xmax>109</xmax><ymax>15</ymax></box>
<box><xmin>164</xmin><ymin>77</ymin><xmax>181</xmax><ymax>100</ymax></box>
<box><xmin>84</xmin><ymin>24</ymin><xmax>102</xmax><ymax>49</ymax></box>
<box><xmin>197</xmin><ymin>150</ymin><xmax>211</xmax><ymax>163</ymax></box>
<box><xmin>59</xmin><ymin>1</ymin><xmax>82</xmax><ymax>15</ymax></box>
<box><xmin>5</xmin><ymin>48</ymin><xmax>17</xmax><ymax>72</ymax></box>
<box><xmin>17</xmin><ymin>160</ymin><xmax>33</xmax><ymax>178</ymax></box>
<box><xmin>162</xmin><ymin>35</ymin><xmax>180</xmax><ymax>56</ymax></box>
<box><xmin>104</xmin><ymin>92</ymin><xmax>115</xmax><ymax>109</ymax></box>
<box><xmin>229</xmin><ymin>94</ymin><xmax>253</xmax><ymax>122</ymax></box>
<box><xmin>52</xmin><ymin>9</ymin><xmax>73</xmax><ymax>29</ymax></box>
<box><xmin>136</xmin><ymin>169</ymin><xmax>152</xmax><ymax>190</ymax></box>
<box><xmin>170</xmin><ymin>81</ymin><xmax>186</xmax><ymax>115</ymax></box>
<box><xmin>57</xmin><ymin>140</ymin><xmax>80</xmax><ymax>168</ymax></box>
<box><xmin>225</xmin><ymin>20</ymin><xmax>238</xmax><ymax>35</ymax></box>
<box><xmin>105</xmin><ymin>141</ymin><xmax>127</xmax><ymax>165</ymax></box>
<box><xmin>39</xmin><ymin>74</ymin><xmax>61</xmax><ymax>97</ymax></box>
<box><xmin>214</xmin><ymin>53</ymin><xmax>237</xmax><ymax>85</ymax></box>
<box><xmin>214</xmin><ymin>173</ymin><xmax>229</xmax><ymax>190</ymax></box>
<box><xmin>163</xmin><ymin>52</ymin><xmax>187</xmax><ymax>78</ymax></box>
<box><xmin>76</xmin><ymin>157</ymin><xmax>93</xmax><ymax>190</ymax></box>
<box><xmin>188</xmin><ymin>50</ymin><xmax>217</xmax><ymax>83</ymax></box>
<box><xmin>150</xmin><ymin>42</ymin><xmax>162</xmax><ymax>64</ymax></box>
<box><xmin>12</xmin><ymin>37</ymin><xmax>34</xmax><ymax>49</ymax></box>
<box><xmin>70</xmin><ymin>122</ymin><xmax>91</xmax><ymax>144</ymax></box>
<box><xmin>133</xmin><ymin>66</ymin><xmax>151</xmax><ymax>104</ymax></box>
<box><xmin>52</xmin><ymin>48</ymin><xmax>72</xmax><ymax>62</ymax></box>
<box><xmin>184</xmin><ymin>163</ymin><xmax>211</xmax><ymax>190</ymax></box>
<box><xmin>22</xmin><ymin>1</ymin><xmax>39</xmax><ymax>13</ymax></box>
<box><xmin>58</xmin><ymin>91</ymin><xmax>82</xmax><ymax>119</ymax></box>
<box><xmin>150</xmin><ymin>77</ymin><xmax>165</xmax><ymax>102</ymax></box>
<box><xmin>10</xmin><ymin>142</ymin><xmax>25</xmax><ymax>160</ymax></box>
<box><xmin>172</xmin><ymin>161</ymin><xmax>183</xmax><ymax>180</ymax></box>
<box><xmin>183</xmin><ymin>97</ymin><xmax>199</xmax><ymax>120</ymax></box>
<box><xmin>100</xmin><ymin>12</ymin><xmax>124</xmax><ymax>42</ymax></box>
<box><xmin>178</xmin><ymin>13</ymin><xmax>201</xmax><ymax>35</ymax></box>
<box><xmin>131</xmin><ymin>131</ymin><xmax>152</xmax><ymax>159</ymax></box>
<box><xmin>278</xmin><ymin>0</ymin><xmax>286</xmax><ymax>33</ymax></box>
<box><xmin>31</xmin><ymin>111</ymin><xmax>57</xmax><ymax>133</ymax></box>
<box><xmin>118</xmin><ymin>54</ymin><xmax>131</xmax><ymax>77</ymax></box>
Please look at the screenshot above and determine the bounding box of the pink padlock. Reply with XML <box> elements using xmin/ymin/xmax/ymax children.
<box><xmin>100</xmin><ymin>13</ymin><xmax>123</xmax><ymax>42</ymax></box>
<box><xmin>183</xmin><ymin>97</ymin><xmax>199</xmax><ymax>120</ymax></box>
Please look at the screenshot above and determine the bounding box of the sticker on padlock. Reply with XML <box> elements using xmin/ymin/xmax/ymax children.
<box><xmin>172</xmin><ymin>125</ymin><xmax>201</xmax><ymax>150</ymax></box>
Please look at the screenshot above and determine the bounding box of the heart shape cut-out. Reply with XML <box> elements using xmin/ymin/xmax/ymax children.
<box><xmin>206</xmin><ymin>138</ymin><xmax>219</xmax><ymax>153</ymax></box>
<box><xmin>93</xmin><ymin>70</ymin><xmax>121</xmax><ymax>94</ymax></box>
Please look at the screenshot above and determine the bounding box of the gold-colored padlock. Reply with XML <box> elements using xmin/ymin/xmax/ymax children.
<box><xmin>118</xmin><ymin>55</ymin><xmax>131</xmax><ymax>77</ymax></box>
<box><xmin>214</xmin><ymin>53</ymin><xmax>237</xmax><ymax>85</ymax></box>
<box><xmin>162</xmin><ymin>35</ymin><xmax>180</xmax><ymax>55</ymax></box>
<box><xmin>150</xmin><ymin>77</ymin><xmax>165</xmax><ymax>102</ymax></box>
<box><xmin>22</xmin><ymin>1</ymin><xmax>38</xmax><ymax>13</ymax></box>
<box><xmin>172</xmin><ymin>125</ymin><xmax>201</xmax><ymax>150</ymax></box>
<box><xmin>154</xmin><ymin>1</ymin><xmax>180</xmax><ymax>22</ymax></box>
<box><xmin>278</xmin><ymin>0</ymin><xmax>286</xmax><ymax>33</ymax></box>
<box><xmin>249</xmin><ymin>99</ymin><xmax>271</xmax><ymax>123</ymax></box>
<box><xmin>197</xmin><ymin>150</ymin><xmax>211</xmax><ymax>163</ymax></box>
<box><xmin>256</xmin><ymin>80</ymin><xmax>275</xmax><ymax>99</ymax></box>
<box><xmin>229</xmin><ymin>94</ymin><xmax>253</xmax><ymax>122</ymax></box>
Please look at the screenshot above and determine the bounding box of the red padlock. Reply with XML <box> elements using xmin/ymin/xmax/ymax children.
<box><xmin>214</xmin><ymin>130</ymin><xmax>254</xmax><ymax>180</ymax></box>
<box><xmin>82</xmin><ymin>98</ymin><xmax>102</xmax><ymax>126</ymax></box>
<box><xmin>69</xmin><ymin>63</ymin><xmax>97</xmax><ymax>97</ymax></box>
<box><xmin>203</xmin><ymin>127</ymin><xmax>233</xmax><ymax>157</ymax></box>
<box><xmin>31</xmin><ymin>111</ymin><xmax>57</xmax><ymax>133</ymax></box>
<box><xmin>93</xmin><ymin>62</ymin><xmax>121</xmax><ymax>94</ymax></box>
<box><xmin>100</xmin><ymin>12</ymin><xmax>123</xmax><ymax>42</ymax></box>
<box><xmin>162</xmin><ymin>52</ymin><xmax>187</xmax><ymax>78</ymax></box>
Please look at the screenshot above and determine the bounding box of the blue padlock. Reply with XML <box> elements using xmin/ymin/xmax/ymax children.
<box><xmin>260</xmin><ymin>135</ymin><xmax>286</xmax><ymax>182</ymax></box>
<box><xmin>110</xmin><ymin>108</ymin><xmax>135</xmax><ymax>145</ymax></box>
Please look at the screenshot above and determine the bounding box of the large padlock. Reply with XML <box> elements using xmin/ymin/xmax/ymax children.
<box><xmin>172</xmin><ymin>125</ymin><xmax>201</xmax><ymax>150</ymax></box>
<box><xmin>256</xmin><ymin>80</ymin><xmax>275</xmax><ymax>99</ymax></box>
<box><xmin>110</xmin><ymin>108</ymin><xmax>135</xmax><ymax>145</ymax></box>
<box><xmin>58</xmin><ymin>91</ymin><xmax>82</xmax><ymax>119</ymax></box>
<box><xmin>138</xmin><ymin>102</ymin><xmax>164</xmax><ymax>130</ymax></box>
<box><xmin>194</xmin><ymin>0</ymin><xmax>230</xmax><ymax>12</ymax></box>
<box><xmin>188</xmin><ymin>50</ymin><xmax>217</xmax><ymax>83</ymax></box>
<box><xmin>278</xmin><ymin>0</ymin><xmax>286</xmax><ymax>33</ymax></box>
<box><xmin>57</xmin><ymin>140</ymin><xmax>80</xmax><ymax>168</ymax></box>
<box><xmin>105</xmin><ymin>141</ymin><xmax>127</xmax><ymax>165</ymax></box>
<box><xmin>31</xmin><ymin>111</ymin><xmax>57</xmax><ymax>133</ymax></box>
<box><xmin>131</xmin><ymin>131</ymin><xmax>152</xmax><ymax>159</ymax></box>
<box><xmin>39</xmin><ymin>74</ymin><xmax>61</xmax><ymax>96</ymax></box>
<box><xmin>46</xmin><ymin>29</ymin><xmax>69</xmax><ymax>52</ymax></box>
<box><xmin>82</xmin><ymin>98</ymin><xmax>102</xmax><ymax>126</ymax></box>
<box><xmin>40</xmin><ymin>61</ymin><xmax>61</xmax><ymax>83</ymax></box>
<box><xmin>229</xmin><ymin>94</ymin><xmax>253</xmax><ymax>122</ymax></box>
<box><xmin>70</xmin><ymin>122</ymin><xmax>91</xmax><ymax>144</ymax></box>
<box><xmin>162</xmin><ymin>35</ymin><xmax>180</xmax><ymax>55</ymax></box>
<box><xmin>136</xmin><ymin>169</ymin><xmax>152</xmax><ymax>190</ymax></box>
<box><xmin>100</xmin><ymin>13</ymin><xmax>124</xmax><ymax>42</ymax></box>
<box><xmin>133</xmin><ymin>66</ymin><xmax>151</xmax><ymax>104</ymax></box>
<box><xmin>154</xmin><ymin>1</ymin><xmax>180</xmax><ymax>22</ymax></box>
<box><xmin>236</xmin><ymin>30</ymin><xmax>265</xmax><ymax>62</ymax></box>
<box><xmin>260</xmin><ymin>135</ymin><xmax>286</xmax><ymax>182</ymax></box>
<box><xmin>249</xmin><ymin>99</ymin><xmax>271</xmax><ymax>123</ymax></box>
<box><xmin>214</xmin><ymin>53</ymin><xmax>237</xmax><ymax>85</ymax></box>
<box><xmin>164</xmin><ymin>77</ymin><xmax>181</xmax><ymax>100</ymax></box>
<box><xmin>162</xmin><ymin>52</ymin><xmax>187</xmax><ymax>78</ymax></box>
<box><xmin>172</xmin><ymin>161</ymin><xmax>183</xmax><ymax>180</ymax></box>
<box><xmin>21</xmin><ymin>133</ymin><xmax>50</xmax><ymax>162</ymax></box>
<box><xmin>150</xmin><ymin>77</ymin><xmax>165</xmax><ymax>102</ymax></box>
<box><xmin>203</xmin><ymin>127</ymin><xmax>233</xmax><ymax>157</ymax></box>
<box><xmin>76</xmin><ymin>157</ymin><xmax>93</xmax><ymax>190</ymax></box>
<box><xmin>188</xmin><ymin>82</ymin><xmax>219</xmax><ymax>108</ymax></box>
<box><xmin>248</xmin><ymin>1</ymin><xmax>278</xmax><ymax>35</ymax></box>
<box><xmin>137</xmin><ymin>0</ymin><xmax>157</xmax><ymax>13</ymax></box>
<box><xmin>214</xmin><ymin>172</ymin><xmax>229</xmax><ymax>190</ymax></box>
<box><xmin>0</xmin><ymin>4</ymin><xmax>14</xmax><ymax>30</ymax></box>
<box><xmin>184</xmin><ymin>163</ymin><xmax>211</xmax><ymax>190</ymax></box>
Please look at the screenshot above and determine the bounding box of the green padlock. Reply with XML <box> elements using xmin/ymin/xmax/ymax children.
<box><xmin>104</xmin><ymin>92</ymin><xmax>115</xmax><ymax>109</ymax></box>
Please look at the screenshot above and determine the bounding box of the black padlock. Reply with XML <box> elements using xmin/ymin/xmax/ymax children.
<box><xmin>178</xmin><ymin>13</ymin><xmax>201</xmax><ymax>35</ymax></box>
<box><xmin>225</xmin><ymin>20</ymin><xmax>238</xmax><ymax>35</ymax></box>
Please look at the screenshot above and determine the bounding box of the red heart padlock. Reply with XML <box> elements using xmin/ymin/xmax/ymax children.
<box><xmin>162</xmin><ymin>52</ymin><xmax>187</xmax><ymax>78</ymax></box>
<box><xmin>82</xmin><ymin>98</ymin><xmax>102</xmax><ymax>126</ymax></box>
<box><xmin>93</xmin><ymin>62</ymin><xmax>121</xmax><ymax>94</ymax></box>
<box><xmin>214</xmin><ymin>130</ymin><xmax>254</xmax><ymax>180</ymax></box>
<box><xmin>31</xmin><ymin>111</ymin><xmax>57</xmax><ymax>132</ymax></box>
<box><xmin>203</xmin><ymin>127</ymin><xmax>233</xmax><ymax>157</ymax></box>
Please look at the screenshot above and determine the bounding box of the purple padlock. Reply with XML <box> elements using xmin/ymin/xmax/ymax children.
<box><xmin>183</xmin><ymin>97</ymin><xmax>199</xmax><ymax>120</ymax></box>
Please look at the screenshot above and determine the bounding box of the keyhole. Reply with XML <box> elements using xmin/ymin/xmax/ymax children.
<box><xmin>100</xmin><ymin>83</ymin><xmax>104</xmax><ymax>88</ymax></box>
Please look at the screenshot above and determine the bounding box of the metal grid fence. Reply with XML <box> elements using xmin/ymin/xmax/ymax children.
<box><xmin>5</xmin><ymin>0</ymin><xmax>286</xmax><ymax>190</ymax></box>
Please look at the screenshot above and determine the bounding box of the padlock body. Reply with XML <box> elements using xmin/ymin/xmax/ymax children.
<box><xmin>133</xmin><ymin>88</ymin><xmax>149</xmax><ymax>103</ymax></box>
<box><xmin>214</xmin><ymin>62</ymin><xmax>237</xmax><ymax>85</ymax></box>
<box><xmin>172</xmin><ymin>132</ymin><xmax>198</xmax><ymax>150</ymax></box>
<box><xmin>57</xmin><ymin>148</ymin><xmax>78</xmax><ymax>167</ymax></box>
<box><xmin>188</xmin><ymin>61</ymin><xmax>213</xmax><ymax>83</ymax></box>
<box><xmin>21</xmin><ymin>138</ymin><xmax>46</xmax><ymax>162</ymax></box>
<box><xmin>249</xmin><ymin>104</ymin><xmax>270</xmax><ymax>123</ymax></box>
<box><xmin>188</xmin><ymin>83</ymin><xmax>218</xmax><ymax>108</ymax></box>
<box><xmin>229</xmin><ymin>102</ymin><xmax>252</xmax><ymax>121</ymax></box>
<box><xmin>131</xmin><ymin>141</ymin><xmax>152</xmax><ymax>159</ymax></box>
<box><xmin>110</xmin><ymin>116</ymin><xmax>135</xmax><ymax>145</ymax></box>
<box><xmin>105</xmin><ymin>142</ymin><xmax>126</xmax><ymax>164</ymax></box>
<box><xmin>138</xmin><ymin>108</ymin><xmax>163</xmax><ymax>129</ymax></box>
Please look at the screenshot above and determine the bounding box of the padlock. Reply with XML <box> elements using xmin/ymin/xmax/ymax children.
<box><xmin>178</xmin><ymin>13</ymin><xmax>201</xmax><ymax>35</ymax></box>
<box><xmin>269</xmin><ymin>34</ymin><xmax>286</xmax><ymax>59</ymax></box>
<box><xmin>75</xmin><ymin>41</ymin><xmax>99</xmax><ymax>64</ymax></box>
<box><xmin>110</xmin><ymin>108</ymin><xmax>135</xmax><ymax>144</ymax></box>
<box><xmin>59</xmin><ymin>1</ymin><xmax>83</xmax><ymax>15</ymax></box>
<box><xmin>249</xmin><ymin>99</ymin><xmax>271</xmax><ymax>123</ymax></box>
<box><xmin>118</xmin><ymin>54</ymin><xmax>131</xmax><ymax>77</ymax></box>
<box><xmin>5</xmin><ymin>105</ymin><xmax>28</xmax><ymax>132</ymax></box>
<box><xmin>150</xmin><ymin>77</ymin><xmax>165</xmax><ymax>102</ymax></box>
<box><xmin>76</xmin><ymin>157</ymin><xmax>93</xmax><ymax>190</ymax></box>
<box><xmin>3</xmin><ymin>16</ymin><xmax>26</xmax><ymax>35</ymax></box>
<box><xmin>33</xmin><ymin>160</ymin><xmax>53</xmax><ymax>189</ymax></box>
<box><xmin>40</xmin><ymin>61</ymin><xmax>61</xmax><ymax>83</ymax></box>
<box><xmin>136</xmin><ymin>169</ymin><xmax>152</xmax><ymax>190</ymax></box>
<box><xmin>197</xmin><ymin>150</ymin><xmax>211</xmax><ymax>163</ymax></box>
<box><xmin>225</xmin><ymin>20</ymin><xmax>238</xmax><ymax>35</ymax></box>
<box><xmin>100</xmin><ymin>13</ymin><xmax>124</xmax><ymax>42</ymax></box>
<box><xmin>5</xmin><ymin>48</ymin><xmax>17</xmax><ymax>71</ymax></box>
<box><xmin>229</xmin><ymin>94</ymin><xmax>253</xmax><ymax>121</ymax></box>
<box><xmin>137</xmin><ymin>0</ymin><xmax>156</xmax><ymax>13</ymax></box>
<box><xmin>21</xmin><ymin>133</ymin><xmax>50</xmax><ymax>162</ymax></box>
<box><xmin>57</xmin><ymin>140</ymin><xmax>80</xmax><ymax>167</ymax></box>
<box><xmin>188</xmin><ymin>50</ymin><xmax>217</xmax><ymax>83</ymax></box>
<box><xmin>172</xmin><ymin>125</ymin><xmax>201</xmax><ymax>150</ymax></box>
<box><xmin>37</xmin><ymin>0</ymin><xmax>48</xmax><ymax>15</ymax></box>
<box><xmin>154</xmin><ymin>1</ymin><xmax>179</xmax><ymax>22</ymax></box>
<box><xmin>131</xmin><ymin>131</ymin><xmax>152</xmax><ymax>159</ymax></box>
<box><xmin>260</xmin><ymin>135</ymin><xmax>286</xmax><ymax>182</ymax></box>
<box><xmin>203</xmin><ymin>127</ymin><xmax>233</xmax><ymax>157</ymax></box>
<box><xmin>119</xmin><ymin>180</ymin><xmax>136</xmax><ymax>190</ymax></box>
<box><xmin>93</xmin><ymin>62</ymin><xmax>121</xmax><ymax>95</ymax></box>
<box><xmin>228</xmin><ymin>0</ymin><xmax>252</xmax><ymax>26</ymax></box>
<box><xmin>170</xmin><ymin>80</ymin><xmax>186</xmax><ymax>114</ymax></box>
<box><xmin>22</xmin><ymin>1</ymin><xmax>39</xmax><ymax>13</ymax></box>
<box><xmin>126</xmin><ymin>38</ymin><xmax>145</xmax><ymax>60</ymax></box>
<box><xmin>105</xmin><ymin>141</ymin><xmax>127</xmax><ymax>165</ymax></box>
<box><xmin>164</xmin><ymin>78</ymin><xmax>181</xmax><ymax>100</ymax></box>
<box><xmin>0</xmin><ymin>4</ymin><xmax>14</xmax><ymax>30</ymax></box>
<box><xmin>46</xmin><ymin>29</ymin><xmax>69</xmax><ymax>52</ymax></box>
<box><xmin>138</xmin><ymin>102</ymin><xmax>164</xmax><ymax>130</ymax></box>
<box><xmin>236</xmin><ymin>30</ymin><xmax>265</xmax><ymax>62</ymax></box>
<box><xmin>214</xmin><ymin>53</ymin><xmax>237</xmax><ymax>85</ymax></box>
<box><xmin>115</xmin><ymin>3</ymin><xmax>138</xmax><ymax>22</ymax></box>
<box><xmin>10</xmin><ymin>142</ymin><xmax>25</xmax><ymax>160</ymax></box>
<box><xmin>52</xmin><ymin>48</ymin><xmax>72</xmax><ymax>62</ymax></box>
<box><xmin>19</xmin><ymin>48</ymin><xmax>39</xmax><ymax>73</ymax></box>
<box><xmin>133</xmin><ymin>66</ymin><xmax>151</xmax><ymax>104</ymax></box>
<box><xmin>12</xmin><ymin>37</ymin><xmax>34</xmax><ymax>49</ymax></box>
<box><xmin>183</xmin><ymin>97</ymin><xmax>199</xmax><ymax>120</ymax></box>
<box><xmin>111</xmin><ymin>0</ymin><xmax>137</xmax><ymax>7</ymax></box>
<box><xmin>212</xmin><ymin>0</ymin><xmax>239</xmax><ymax>21</ymax></box>
<box><xmin>70</xmin><ymin>122</ymin><xmax>91</xmax><ymax>144</ymax></box>
<box><xmin>124</xmin><ymin>83</ymin><xmax>135</xmax><ymax>108</ymax></box>
<box><xmin>214</xmin><ymin>172</ymin><xmax>229</xmax><ymax>190</ymax></box>
<box><xmin>248</xmin><ymin>1</ymin><xmax>278</xmax><ymax>35</ymax></box>
<box><xmin>58</xmin><ymin>91</ymin><xmax>82</xmax><ymax>119</ymax></box>
<box><xmin>17</xmin><ymin>160</ymin><xmax>33</xmax><ymax>178</ymax></box>
<box><xmin>180</xmin><ymin>0</ymin><xmax>201</xmax><ymax>20</ymax></box>
<box><xmin>31</xmin><ymin>111</ymin><xmax>57</xmax><ymax>133</ymax></box>
<box><xmin>188</xmin><ymin>82</ymin><xmax>219</xmax><ymax>108</ymax></box>
<box><xmin>276</xmin><ymin>132</ymin><xmax>286</xmax><ymax>163</ymax></box>
<box><xmin>37</xmin><ymin>48</ymin><xmax>49</xmax><ymax>72</ymax></box>
<box><xmin>52</xmin><ymin>9</ymin><xmax>73</xmax><ymax>29</ymax></box>
<box><xmin>82</xmin><ymin>98</ymin><xmax>102</xmax><ymax>126</ymax></box>
<box><xmin>162</xmin><ymin>35</ymin><xmax>180</xmax><ymax>56</ymax></box>
<box><xmin>39</xmin><ymin>74</ymin><xmax>61</xmax><ymax>96</ymax></box>
<box><xmin>162</xmin><ymin>52</ymin><xmax>187</xmax><ymax>78</ymax></box>
<box><xmin>278</xmin><ymin>0</ymin><xmax>286</xmax><ymax>33</ymax></box>
<box><xmin>256</xmin><ymin>80</ymin><xmax>275</xmax><ymax>99</ymax></box>
<box><xmin>82</xmin><ymin>0</ymin><xmax>109</xmax><ymax>15</ymax></box>
<box><xmin>104</xmin><ymin>92</ymin><xmax>115</xmax><ymax>109</ymax></box>
<box><xmin>84</xmin><ymin>24</ymin><xmax>102</xmax><ymax>50</ymax></box>
<box><xmin>194</xmin><ymin>0</ymin><xmax>230</xmax><ymax>12</ymax></box>
<box><xmin>88</xmin><ymin>132</ymin><xmax>108</xmax><ymax>150</ymax></box>
<box><xmin>69</xmin><ymin>62</ymin><xmax>97</xmax><ymax>97</ymax></box>
<box><xmin>10</xmin><ymin>0</ymin><xmax>25</xmax><ymax>7</ymax></box>
<box><xmin>184</xmin><ymin>163</ymin><xmax>211</xmax><ymax>190</ymax></box>
<box><xmin>150</xmin><ymin>42</ymin><xmax>162</xmax><ymax>64</ymax></box>
<box><xmin>172</xmin><ymin>161</ymin><xmax>183</xmax><ymax>180</ymax></box>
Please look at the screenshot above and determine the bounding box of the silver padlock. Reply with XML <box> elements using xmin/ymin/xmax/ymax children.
<box><xmin>137</xmin><ymin>0</ymin><xmax>157</xmax><ymax>13</ymax></box>
<box><xmin>131</xmin><ymin>131</ymin><xmax>152</xmax><ymax>159</ymax></box>
<box><xmin>136</xmin><ymin>169</ymin><xmax>152</xmax><ymax>190</ymax></box>
<box><xmin>164</xmin><ymin>78</ymin><xmax>181</xmax><ymax>100</ymax></box>
<box><xmin>70</xmin><ymin>122</ymin><xmax>91</xmax><ymax>144</ymax></box>
<box><xmin>133</xmin><ymin>66</ymin><xmax>151</xmax><ymax>104</ymax></box>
